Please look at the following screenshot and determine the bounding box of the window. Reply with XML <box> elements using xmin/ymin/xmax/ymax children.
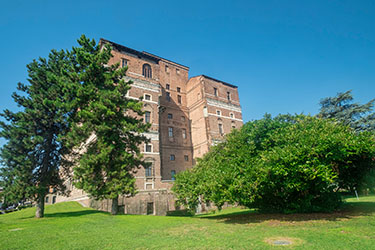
<box><xmin>182</xmin><ymin>129</ymin><xmax>187</xmax><ymax>139</ymax></box>
<box><xmin>121</xmin><ymin>58</ymin><xmax>128</xmax><ymax>68</ymax></box>
<box><xmin>227</xmin><ymin>91</ymin><xmax>231</xmax><ymax>100</ymax></box>
<box><xmin>216</xmin><ymin>110</ymin><xmax>221</xmax><ymax>116</ymax></box>
<box><xmin>230</xmin><ymin>113</ymin><xmax>234</xmax><ymax>119</ymax></box>
<box><xmin>168</xmin><ymin>113</ymin><xmax>173</xmax><ymax>119</ymax></box>
<box><xmin>166</xmin><ymin>92</ymin><xmax>171</xmax><ymax>102</ymax></box>
<box><xmin>145</xmin><ymin>144</ymin><xmax>152</xmax><ymax>152</ymax></box>
<box><xmin>142</xmin><ymin>64</ymin><xmax>152</xmax><ymax>78</ymax></box>
<box><xmin>168</xmin><ymin>127</ymin><xmax>173</xmax><ymax>137</ymax></box>
<box><xmin>171</xmin><ymin>170</ymin><xmax>176</xmax><ymax>180</ymax></box>
<box><xmin>177</xmin><ymin>95</ymin><xmax>182</xmax><ymax>104</ymax></box>
<box><xmin>145</xmin><ymin>111</ymin><xmax>151</xmax><ymax>123</ymax></box>
<box><xmin>218</xmin><ymin>123</ymin><xmax>223</xmax><ymax>134</ymax></box>
<box><xmin>176</xmin><ymin>68</ymin><xmax>180</xmax><ymax>74</ymax></box>
<box><xmin>165</xmin><ymin>65</ymin><xmax>169</xmax><ymax>73</ymax></box>
<box><xmin>170</xmin><ymin>154</ymin><xmax>175</xmax><ymax>161</ymax></box>
<box><xmin>181</xmin><ymin>116</ymin><xmax>185</xmax><ymax>122</ymax></box>
<box><xmin>144</xmin><ymin>94</ymin><xmax>151</xmax><ymax>101</ymax></box>
<box><xmin>52</xmin><ymin>196</ymin><xmax>56</xmax><ymax>204</ymax></box>
<box><xmin>177</xmin><ymin>87</ymin><xmax>181</xmax><ymax>93</ymax></box>
<box><xmin>166</xmin><ymin>84</ymin><xmax>170</xmax><ymax>90</ymax></box>
<box><xmin>232</xmin><ymin>121</ymin><xmax>236</xmax><ymax>129</ymax></box>
<box><xmin>45</xmin><ymin>196</ymin><xmax>49</xmax><ymax>203</ymax></box>
<box><xmin>214</xmin><ymin>87</ymin><xmax>218</xmax><ymax>96</ymax></box>
<box><xmin>184</xmin><ymin>155</ymin><xmax>189</xmax><ymax>161</ymax></box>
<box><xmin>145</xmin><ymin>166</ymin><xmax>152</xmax><ymax>177</ymax></box>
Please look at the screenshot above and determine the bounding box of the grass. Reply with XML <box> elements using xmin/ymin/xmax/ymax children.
<box><xmin>1</xmin><ymin>196</ymin><xmax>375</xmax><ymax>249</ymax></box>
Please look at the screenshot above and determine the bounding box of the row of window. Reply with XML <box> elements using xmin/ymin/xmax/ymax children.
<box><xmin>213</xmin><ymin>87</ymin><xmax>231</xmax><ymax>101</ymax></box>
<box><xmin>216</xmin><ymin>110</ymin><xmax>235</xmax><ymax>119</ymax></box>
<box><xmin>121</xmin><ymin>59</ymin><xmax>182</xmax><ymax>80</ymax></box>
<box><xmin>144</xmin><ymin>111</ymin><xmax>187</xmax><ymax>124</ymax></box>
<box><xmin>168</xmin><ymin>127</ymin><xmax>187</xmax><ymax>139</ymax></box>
<box><xmin>165</xmin><ymin>65</ymin><xmax>180</xmax><ymax>75</ymax></box>
<box><xmin>169</xmin><ymin>154</ymin><xmax>189</xmax><ymax>161</ymax></box>
<box><xmin>167</xmin><ymin>113</ymin><xmax>186</xmax><ymax>122</ymax></box>
<box><xmin>166</xmin><ymin>92</ymin><xmax>182</xmax><ymax>104</ymax></box>
<box><xmin>166</xmin><ymin>84</ymin><xmax>181</xmax><ymax>93</ymax></box>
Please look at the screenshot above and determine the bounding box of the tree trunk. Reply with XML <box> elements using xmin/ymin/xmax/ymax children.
<box><xmin>111</xmin><ymin>197</ymin><xmax>118</xmax><ymax>215</ymax></box>
<box><xmin>36</xmin><ymin>194</ymin><xmax>45</xmax><ymax>218</ymax></box>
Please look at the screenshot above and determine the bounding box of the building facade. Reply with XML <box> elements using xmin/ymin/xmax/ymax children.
<box><xmin>56</xmin><ymin>39</ymin><xmax>243</xmax><ymax>215</ymax></box>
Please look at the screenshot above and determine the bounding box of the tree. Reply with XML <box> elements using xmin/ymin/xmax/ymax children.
<box><xmin>173</xmin><ymin>115</ymin><xmax>375</xmax><ymax>213</ymax></box>
<box><xmin>318</xmin><ymin>90</ymin><xmax>375</xmax><ymax>132</ymax></box>
<box><xmin>0</xmin><ymin>50</ymin><xmax>75</xmax><ymax>218</ymax></box>
<box><xmin>66</xmin><ymin>36</ymin><xmax>150</xmax><ymax>215</ymax></box>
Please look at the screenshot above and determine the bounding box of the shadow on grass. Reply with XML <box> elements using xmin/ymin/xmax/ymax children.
<box><xmin>44</xmin><ymin>210</ymin><xmax>108</xmax><ymax>218</ymax></box>
<box><xmin>19</xmin><ymin>209</ymin><xmax>108</xmax><ymax>219</ymax></box>
<box><xmin>198</xmin><ymin>201</ymin><xmax>375</xmax><ymax>225</ymax></box>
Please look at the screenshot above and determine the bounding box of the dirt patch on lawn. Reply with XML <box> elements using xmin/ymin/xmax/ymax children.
<box><xmin>264</xmin><ymin>237</ymin><xmax>304</xmax><ymax>247</ymax></box>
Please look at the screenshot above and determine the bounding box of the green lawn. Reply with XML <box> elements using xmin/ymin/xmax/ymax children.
<box><xmin>1</xmin><ymin>196</ymin><xmax>375</xmax><ymax>249</ymax></box>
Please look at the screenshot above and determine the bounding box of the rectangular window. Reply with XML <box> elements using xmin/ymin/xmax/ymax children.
<box><xmin>214</xmin><ymin>87</ymin><xmax>218</xmax><ymax>96</ymax></box>
<box><xmin>230</xmin><ymin>113</ymin><xmax>234</xmax><ymax>118</ymax></box>
<box><xmin>121</xmin><ymin>58</ymin><xmax>128</xmax><ymax>68</ymax></box>
<box><xmin>182</xmin><ymin>129</ymin><xmax>186</xmax><ymax>139</ymax></box>
<box><xmin>184</xmin><ymin>155</ymin><xmax>189</xmax><ymax>161</ymax></box>
<box><xmin>166</xmin><ymin>92</ymin><xmax>171</xmax><ymax>102</ymax></box>
<box><xmin>145</xmin><ymin>166</ymin><xmax>152</xmax><ymax>177</ymax></box>
<box><xmin>166</xmin><ymin>84</ymin><xmax>170</xmax><ymax>90</ymax></box>
<box><xmin>170</xmin><ymin>154</ymin><xmax>175</xmax><ymax>161</ymax></box>
<box><xmin>145</xmin><ymin>144</ymin><xmax>152</xmax><ymax>152</ymax></box>
<box><xmin>177</xmin><ymin>95</ymin><xmax>182</xmax><ymax>104</ymax></box>
<box><xmin>45</xmin><ymin>196</ymin><xmax>49</xmax><ymax>203</ymax></box>
<box><xmin>52</xmin><ymin>196</ymin><xmax>56</xmax><ymax>204</ymax></box>
<box><xmin>168</xmin><ymin>127</ymin><xmax>173</xmax><ymax>137</ymax></box>
<box><xmin>145</xmin><ymin>111</ymin><xmax>151</xmax><ymax>123</ymax></box>
<box><xmin>176</xmin><ymin>68</ymin><xmax>180</xmax><ymax>74</ymax></box>
<box><xmin>177</xmin><ymin>87</ymin><xmax>181</xmax><ymax>93</ymax></box>
<box><xmin>165</xmin><ymin>65</ymin><xmax>169</xmax><ymax>73</ymax></box>
<box><xmin>216</xmin><ymin>110</ymin><xmax>221</xmax><ymax>116</ymax></box>
<box><xmin>168</xmin><ymin>113</ymin><xmax>173</xmax><ymax>119</ymax></box>
<box><xmin>144</xmin><ymin>94</ymin><xmax>151</xmax><ymax>101</ymax></box>
<box><xmin>227</xmin><ymin>91</ymin><xmax>231</xmax><ymax>100</ymax></box>
<box><xmin>171</xmin><ymin>170</ymin><xmax>176</xmax><ymax>180</ymax></box>
<box><xmin>218</xmin><ymin>123</ymin><xmax>223</xmax><ymax>134</ymax></box>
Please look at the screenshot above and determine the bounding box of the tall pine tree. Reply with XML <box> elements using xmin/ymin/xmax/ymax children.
<box><xmin>0</xmin><ymin>50</ymin><xmax>75</xmax><ymax>218</ymax></box>
<box><xmin>318</xmin><ymin>90</ymin><xmax>375</xmax><ymax>132</ymax></box>
<box><xmin>67</xmin><ymin>36</ymin><xmax>150</xmax><ymax>215</ymax></box>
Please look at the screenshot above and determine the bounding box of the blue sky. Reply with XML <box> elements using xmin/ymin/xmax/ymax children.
<box><xmin>1</xmin><ymin>0</ymin><xmax>374</xmax><ymax>125</ymax></box>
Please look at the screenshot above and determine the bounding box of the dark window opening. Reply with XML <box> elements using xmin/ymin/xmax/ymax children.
<box><xmin>214</xmin><ymin>87</ymin><xmax>218</xmax><ymax>96</ymax></box>
<box><xmin>147</xmin><ymin>202</ymin><xmax>154</xmax><ymax>215</ymax></box>
<box><xmin>170</xmin><ymin>154</ymin><xmax>175</xmax><ymax>161</ymax></box>
<box><xmin>177</xmin><ymin>87</ymin><xmax>181</xmax><ymax>93</ymax></box>
<box><xmin>145</xmin><ymin>111</ymin><xmax>151</xmax><ymax>123</ymax></box>
<box><xmin>171</xmin><ymin>170</ymin><xmax>176</xmax><ymax>180</ymax></box>
<box><xmin>177</xmin><ymin>95</ymin><xmax>182</xmax><ymax>104</ymax></box>
<box><xmin>142</xmin><ymin>64</ymin><xmax>152</xmax><ymax>78</ymax></box>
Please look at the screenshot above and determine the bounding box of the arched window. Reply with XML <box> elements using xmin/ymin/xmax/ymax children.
<box><xmin>142</xmin><ymin>64</ymin><xmax>152</xmax><ymax>78</ymax></box>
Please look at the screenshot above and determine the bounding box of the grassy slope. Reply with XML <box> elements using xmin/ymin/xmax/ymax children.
<box><xmin>1</xmin><ymin>196</ymin><xmax>375</xmax><ymax>249</ymax></box>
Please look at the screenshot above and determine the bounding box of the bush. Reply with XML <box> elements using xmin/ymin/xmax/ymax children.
<box><xmin>172</xmin><ymin>115</ymin><xmax>375</xmax><ymax>213</ymax></box>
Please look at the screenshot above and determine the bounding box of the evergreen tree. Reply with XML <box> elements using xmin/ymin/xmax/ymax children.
<box><xmin>318</xmin><ymin>90</ymin><xmax>375</xmax><ymax>132</ymax></box>
<box><xmin>0</xmin><ymin>50</ymin><xmax>75</xmax><ymax>218</ymax></box>
<box><xmin>67</xmin><ymin>36</ymin><xmax>150</xmax><ymax>215</ymax></box>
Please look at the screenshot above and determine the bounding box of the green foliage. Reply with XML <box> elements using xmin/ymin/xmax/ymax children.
<box><xmin>66</xmin><ymin>36</ymin><xmax>150</xmax><ymax>203</ymax></box>
<box><xmin>173</xmin><ymin>115</ymin><xmax>375</xmax><ymax>213</ymax></box>
<box><xmin>0</xmin><ymin>49</ymin><xmax>75</xmax><ymax>215</ymax></box>
<box><xmin>318</xmin><ymin>90</ymin><xmax>375</xmax><ymax>132</ymax></box>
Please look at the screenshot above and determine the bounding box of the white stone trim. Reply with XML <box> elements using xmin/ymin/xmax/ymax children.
<box><xmin>208</xmin><ymin>113</ymin><xmax>243</xmax><ymax>122</ymax></box>
<box><xmin>206</xmin><ymin>98</ymin><xmax>242</xmax><ymax>113</ymax></box>
<box><xmin>124</xmin><ymin>76</ymin><xmax>161</xmax><ymax>93</ymax></box>
<box><xmin>141</xmin><ymin>152</ymin><xmax>160</xmax><ymax>155</ymax></box>
<box><xmin>205</xmin><ymin>93</ymin><xmax>240</xmax><ymax>105</ymax></box>
<box><xmin>142</xmin><ymin>131</ymin><xmax>159</xmax><ymax>141</ymax></box>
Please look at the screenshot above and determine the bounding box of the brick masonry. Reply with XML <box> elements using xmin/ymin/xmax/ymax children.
<box><xmin>55</xmin><ymin>39</ymin><xmax>243</xmax><ymax>215</ymax></box>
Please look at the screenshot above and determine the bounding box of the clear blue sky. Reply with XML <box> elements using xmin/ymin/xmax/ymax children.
<box><xmin>1</xmin><ymin>0</ymin><xmax>374</xmax><ymax>124</ymax></box>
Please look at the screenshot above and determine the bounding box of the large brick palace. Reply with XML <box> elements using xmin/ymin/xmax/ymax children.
<box><xmin>54</xmin><ymin>39</ymin><xmax>243</xmax><ymax>215</ymax></box>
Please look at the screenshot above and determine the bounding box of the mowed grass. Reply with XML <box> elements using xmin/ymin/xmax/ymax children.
<box><xmin>1</xmin><ymin>196</ymin><xmax>375</xmax><ymax>249</ymax></box>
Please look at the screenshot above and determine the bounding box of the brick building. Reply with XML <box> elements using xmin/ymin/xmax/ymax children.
<box><xmin>56</xmin><ymin>39</ymin><xmax>243</xmax><ymax>215</ymax></box>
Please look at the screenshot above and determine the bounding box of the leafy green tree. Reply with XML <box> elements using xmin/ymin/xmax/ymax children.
<box><xmin>0</xmin><ymin>50</ymin><xmax>75</xmax><ymax>217</ymax></box>
<box><xmin>173</xmin><ymin>115</ymin><xmax>375</xmax><ymax>213</ymax></box>
<box><xmin>318</xmin><ymin>90</ymin><xmax>375</xmax><ymax>132</ymax></box>
<box><xmin>67</xmin><ymin>36</ymin><xmax>150</xmax><ymax>215</ymax></box>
